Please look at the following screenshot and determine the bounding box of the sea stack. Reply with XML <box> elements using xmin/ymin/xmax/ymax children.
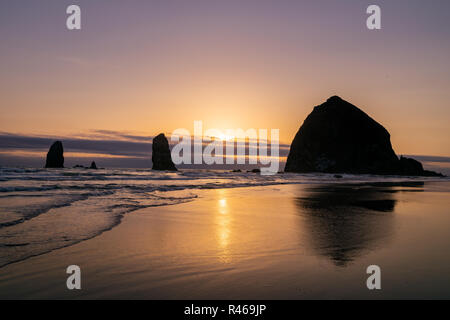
<box><xmin>285</xmin><ymin>96</ymin><xmax>442</xmax><ymax>176</ymax></box>
<box><xmin>89</xmin><ymin>161</ymin><xmax>98</xmax><ymax>169</ymax></box>
<box><xmin>152</xmin><ymin>133</ymin><xmax>177</xmax><ymax>171</ymax></box>
<box><xmin>45</xmin><ymin>141</ymin><xmax>64</xmax><ymax>168</ymax></box>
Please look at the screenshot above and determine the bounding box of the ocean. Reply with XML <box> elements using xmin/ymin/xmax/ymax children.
<box><xmin>0</xmin><ymin>167</ymin><xmax>448</xmax><ymax>270</ymax></box>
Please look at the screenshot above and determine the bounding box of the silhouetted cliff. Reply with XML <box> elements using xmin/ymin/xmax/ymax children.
<box><xmin>285</xmin><ymin>96</ymin><xmax>442</xmax><ymax>176</ymax></box>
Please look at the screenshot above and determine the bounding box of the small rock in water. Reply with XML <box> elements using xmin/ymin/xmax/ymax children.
<box><xmin>89</xmin><ymin>161</ymin><xmax>98</xmax><ymax>169</ymax></box>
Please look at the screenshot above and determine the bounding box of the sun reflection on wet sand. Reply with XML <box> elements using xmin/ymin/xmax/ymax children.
<box><xmin>216</xmin><ymin>189</ymin><xmax>232</xmax><ymax>263</ymax></box>
<box><xmin>2</xmin><ymin>183</ymin><xmax>450</xmax><ymax>299</ymax></box>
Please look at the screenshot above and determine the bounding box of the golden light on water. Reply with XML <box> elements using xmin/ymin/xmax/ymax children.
<box><xmin>218</xmin><ymin>198</ymin><xmax>227</xmax><ymax>214</ymax></box>
<box><xmin>216</xmin><ymin>189</ymin><xmax>231</xmax><ymax>263</ymax></box>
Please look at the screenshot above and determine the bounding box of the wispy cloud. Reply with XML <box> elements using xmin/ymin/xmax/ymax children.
<box><xmin>0</xmin><ymin>132</ymin><xmax>152</xmax><ymax>158</ymax></box>
<box><xmin>0</xmin><ymin>131</ymin><xmax>291</xmax><ymax>168</ymax></box>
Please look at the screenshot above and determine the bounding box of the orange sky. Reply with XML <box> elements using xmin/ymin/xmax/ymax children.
<box><xmin>1</xmin><ymin>1</ymin><xmax>449</xmax><ymax>156</ymax></box>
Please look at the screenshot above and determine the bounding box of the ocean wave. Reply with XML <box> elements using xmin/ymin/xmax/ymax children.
<box><xmin>0</xmin><ymin>194</ymin><xmax>90</xmax><ymax>228</ymax></box>
<box><xmin>0</xmin><ymin>168</ymin><xmax>449</xmax><ymax>268</ymax></box>
<box><xmin>0</xmin><ymin>189</ymin><xmax>198</xmax><ymax>268</ymax></box>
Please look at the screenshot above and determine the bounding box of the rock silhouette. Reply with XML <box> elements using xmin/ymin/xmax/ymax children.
<box><xmin>152</xmin><ymin>133</ymin><xmax>177</xmax><ymax>171</ymax></box>
<box><xmin>89</xmin><ymin>161</ymin><xmax>98</xmax><ymax>169</ymax></box>
<box><xmin>45</xmin><ymin>141</ymin><xmax>64</xmax><ymax>168</ymax></box>
<box><xmin>285</xmin><ymin>96</ymin><xmax>442</xmax><ymax>176</ymax></box>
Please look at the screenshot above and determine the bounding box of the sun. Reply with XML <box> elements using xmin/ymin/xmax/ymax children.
<box><xmin>208</xmin><ymin>133</ymin><xmax>235</xmax><ymax>141</ymax></box>
<box><xmin>217</xmin><ymin>133</ymin><xmax>235</xmax><ymax>141</ymax></box>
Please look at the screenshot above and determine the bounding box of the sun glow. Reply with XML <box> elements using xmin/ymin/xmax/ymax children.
<box><xmin>216</xmin><ymin>190</ymin><xmax>232</xmax><ymax>263</ymax></box>
<box><xmin>208</xmin><ymin>133</ymin><xmax>235</xmax><ymax>141</ymax></box>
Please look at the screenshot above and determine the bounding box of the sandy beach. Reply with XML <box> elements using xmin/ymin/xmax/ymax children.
<box><xmin>2</xmin><ymin>0</ymin><xmax>450</xmax><ymax>307</ymax></box>
<box><xmin>1</xmin><ymin>182</ymin><xmax>450</xmax><ymax>299</ymax></box>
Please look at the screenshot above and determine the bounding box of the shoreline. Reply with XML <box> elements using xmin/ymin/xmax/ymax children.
<box><xmin>0</xmin><ymin>182</ymin><xmax>449</xmax><ymax>299</ymax></box>
<box><xmin>1</xmin><ymin>173</ymin><xmax>448</xmax><ymax>270</ymax></box>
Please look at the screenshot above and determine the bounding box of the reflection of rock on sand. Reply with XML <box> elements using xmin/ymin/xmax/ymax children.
<box><xmin>295</xmin><ymin>182</ymin><xmax>424</xmax><ymax>266</ymax></box>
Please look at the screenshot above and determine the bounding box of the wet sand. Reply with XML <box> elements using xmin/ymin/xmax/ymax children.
<box><xmin>1</xmin><ymin>182</ymin><xmax>450</xmax><ymax>299</ymax></box>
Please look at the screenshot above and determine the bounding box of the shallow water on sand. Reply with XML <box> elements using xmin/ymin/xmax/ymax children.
<box><xmin>0</xmin><ymin>180</ymin><xmax>449</xmax><ymax>299</ymax></box>
<box><xmin>2</xmin><ymin>167</ymin><xmax>446</xmax><ymax>269</ymax></box>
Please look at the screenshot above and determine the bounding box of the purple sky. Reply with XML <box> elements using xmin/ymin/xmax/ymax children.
<box><xmin>1</xmin><ymin>0</ymin><xmax>449</xmax><ymax>168</ymax></box>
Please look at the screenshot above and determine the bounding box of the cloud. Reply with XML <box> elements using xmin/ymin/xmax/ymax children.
<box><xmin>0</xmin><ymin>132</ymin><xmax>155</xmax><ymax>167</ymax></box>
<box><xmin>405</xmin><ymin>155</ymin><xmax>450</xmax><ymax>163</ymax></box>
<box><xmin>1</xmin><ymin>132</ymin><xmax>449</xmax><ymax>173</ymax></box>
<box><xmin>0</xmin><ymin>132</ymin><xmax>152</xmax><ymax>158</ymax></box>
<box><xmin>0</xmin><ymin>131</ymin><xmax>290</xmax><ymax>168</ymax></box>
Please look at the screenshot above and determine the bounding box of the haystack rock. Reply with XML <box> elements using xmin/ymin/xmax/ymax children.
<box><xmin>89</xmin><ymin>161</ymin><xmax>98</xmax><ymax>169</ymax></box>
<box><xmin>152</xmin><ymin>133</ymin><xmax>177</xmax><ymax>171</ymax></box>
<box><xmin>285</xmin><ymin>96</ymin><xmax>442</xmax><ymax>176</ymax></box>
<box><xmin>45</xmin><ymin>141</ymin><xmax>64</xmax><ymax>168</ymax></box>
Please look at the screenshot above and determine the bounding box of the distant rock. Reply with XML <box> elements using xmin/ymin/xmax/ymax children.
<box><xmin>152</xmin><ymin>133</ymin><xmax>177</xmax><ymax>171</ymax></box>
<box><xmin>247</xmin><ymin>168</ymin><xmax>261</xmax><ymax>173</ymax></box>
<box><xmin>285</xmin><ymin>96</ymin><xmax>443</xmax><ymax>176</ymax></box>
<box><xmin>45</xmin><ymin>141</ymin><xmax>64</xmax><ymax>168</ymax></box>
<box><xmin>398</xmin><ymin>156</ymin><xmax>442</xmax><ymax>177</ymax></box>
<box><xmin>73</xmin><ymin>162</ymin><xmax>98</xmax><ymax>169</ymax></box>
<box><xmin>398</xmin><ymin>156</ymin><xmax>423</xmax><ymax>175</ymax></box>
<box><xmin>334</xmin><ymin>174</ymin><xmax>343</xmax><ymax>179</ymax></box>
<box><xmin>232</xmin><ymin>169</ymin><xmax>242</xmax><ymax>172</ymax></box>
